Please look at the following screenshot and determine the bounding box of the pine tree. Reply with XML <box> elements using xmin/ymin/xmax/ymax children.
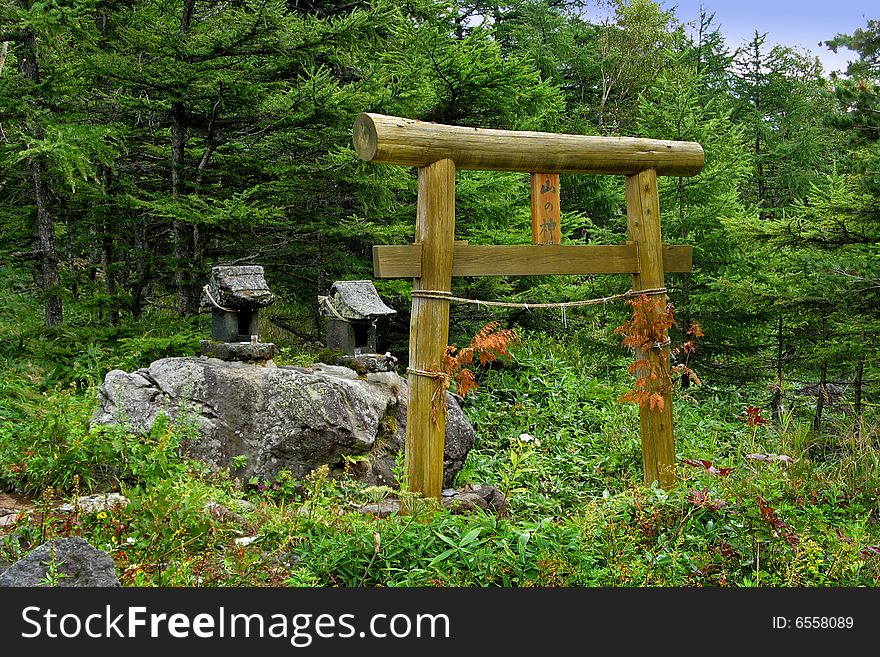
<box><xmin>635</xmin><ymin>31</ymin><xmax>750</xmax><ymax>386</ymax></box>
<box><xmin>732</xmin><ymin>32</ymin><xmax>838</xmax><ymax>218</ymax></box>
<box><xmin>0</xmin><ymin>0</ymin><xmax>118</xmax><ymax>327</ymax></box>
<box><xmin>825</xmin><ymin>19</ymin><xmax>880</xmax><ymax>193</ymax></box>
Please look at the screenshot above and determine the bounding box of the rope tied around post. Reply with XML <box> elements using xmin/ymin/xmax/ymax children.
<box><xmin>406</xmin><ymin>366</ymin><xmax>450</xmax><ymax>381</ymax></box>
<box><xmin>406</xmin><ymin>367</ymin><xmax>452</xmax><ymax>423</ymax></box>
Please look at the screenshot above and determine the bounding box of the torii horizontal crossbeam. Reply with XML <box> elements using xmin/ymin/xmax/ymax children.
<box><xmin>372</xmin><ymin>243</ymin><xmax>692</xmax><ymax>278</ymax></box>
<box><xmin>353</xmin><ymin>113</ymin><xmax>705</xmax><ymax>177</ymax></box>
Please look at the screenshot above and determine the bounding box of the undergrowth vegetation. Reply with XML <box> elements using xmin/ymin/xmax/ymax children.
<box><xmin>2</xmin><ymin>282</ymin><xmax>879</xmax><ymax>587</ymax></box>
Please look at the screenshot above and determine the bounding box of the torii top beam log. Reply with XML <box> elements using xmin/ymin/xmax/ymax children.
<box><xmin>353</xmin><ymin>113</ymin><xmax>705</xmax><ymax>177</ymax></box>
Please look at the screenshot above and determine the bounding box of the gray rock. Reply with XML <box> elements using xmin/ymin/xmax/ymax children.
<box><xmin>793</xmin><ymin>382</ymin><xmax>852</xmax><ymax>415</ymax></box>
<box><xmin>204</xmin><ymin>501</ymin><xmax>244</xmax><ymax>523</ymax></box>
<box><xmin>323</xmin><ymin>353</ymin><xmax>399</xmax><ymax>374</ymax></box>
<box><xmin>310</xmin><ymin>363</ymin><xmax>361</xmax><ymax>380</ymax></box>
<box><xmin>355</xmin><ymin>485</ymin><xmax>507</xmax><ymax>517</ymax></box>
<box><xmin>275</xmin><ymin>552</ymin><xmax>302</xmax><ymax>568</ymax></box>
<box><xmin>357</xmin><ymin>500</ymin><xmax>401</xmax><ymax>517</ymax></box>
<box><xmin>0</xmin><ymin>537</ymin><xmax>120</xmax><ymax>587</ymax></box>
<box><xmin>229</xmin><ymin>498</ymin><xmax>256</xmax><ymax>513</ymax></box>
<box><xmin>352</xmin><ymin>353</ymin><xmax>399</xmax><ymax>373</ymax></box>
<box><xmin>199</xmin><ymin>341</ymin><xmax>278</xmax><ymax>362</ymax></box>
<box><xmin>261</xmin><ymin>551</ymin><xmax>302</xmax><ymax>568</ymax></box>
<box><xmin>442</xmin><ymin>485</ymin><xmax>507</xmax><ymax>515</ymax></box>
<box><xmin>93</xmin><ymin>357</ymin><xmax>474</xmax><ymax>489</ymax></box>
<box><xmin>58</xmin><ymin>493</ymin><xmax>129</xmax><ymax>514</ymax></box>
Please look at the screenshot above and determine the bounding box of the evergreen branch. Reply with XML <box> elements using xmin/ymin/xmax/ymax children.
<box><xmin>831</xmin><ymin>269</ymin><xmax>880</xmax><ymax>290</ymax></box>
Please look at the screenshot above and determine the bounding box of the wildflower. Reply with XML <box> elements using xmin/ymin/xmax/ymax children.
<box><xmin>97</xmin><ymin>511</ymin><xmax>108</xmax><ymax>520</ymax></box>
<box><xmin>126</xmin><ymin>537</ymin><xmax>136</xmax><ymax>545</ymax></box>
<box><xmin>517</xmin><ymin>433</ymin><xmax>541</xmax><ymax>446</ymax></box>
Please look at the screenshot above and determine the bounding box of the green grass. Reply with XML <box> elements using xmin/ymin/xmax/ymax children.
<box><xmin>1</xmin><ymin>278</ymin><xmax>879</xmax><ymax>587</ymax></box>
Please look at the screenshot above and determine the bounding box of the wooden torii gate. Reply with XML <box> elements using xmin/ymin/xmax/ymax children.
<box><xmin>352</xmin><ymin>113</ymin><xmax>704</xmax><ymax>499</ymax></box>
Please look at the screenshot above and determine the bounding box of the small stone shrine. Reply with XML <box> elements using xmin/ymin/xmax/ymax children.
<box><xmin>320</xmin><ymin>280</ymin><xmax>396</xmax><ymax>356</ymax></box>
<box><xmin>200</xmin><ymin>265</ymin><xmax>278</xmax><ymax>363</ymax></box>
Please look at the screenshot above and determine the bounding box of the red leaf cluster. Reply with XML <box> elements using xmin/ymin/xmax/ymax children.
<box><xmin>681</xmin><ymin>458</ymin><xmax>733</xmax><ymax>477</ymax></box>
<box><xmin>673</xmin><ymin>322</ymin><xmax>704</xmax><ymax>358</ymax></box>
<box><xmin>718</xmin><ymin>540</ymin><xmax>737</xmax><ymax>559</ymax></box>
<box><xmin>687</xmin><ymin>488</ymin><xmax>727</xmax><ymax>510</ymax></box>
<box><xmin>744</xmin><ymin>405</ymin><xmax>768</xmax><ymax>427</ymax></box>
<box><xmin>756</xmin><ymin>496</ymin><xmax>799</xmax><ymax>546</ymax></box>
<box><xmin>614</xmin><ymin>295</ymin><xmax>675</xmax><ymax>352</ymax></box>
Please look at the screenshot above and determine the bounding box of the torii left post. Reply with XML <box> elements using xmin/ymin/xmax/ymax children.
<box><xmin>405</xmin><ymin>158</ymin><xmax>456</xmax><ymax>500</ymax></box>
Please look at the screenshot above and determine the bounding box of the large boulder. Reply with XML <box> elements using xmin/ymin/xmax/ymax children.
<box><xmin>92</xmin><ymin>357</ymin><xmax>474</xmax><ymax>489</ymax></box>
<box><xmin>0</xmin><ymin>537</ymin><xmax>120</xmax><ymax>587</ymax></box>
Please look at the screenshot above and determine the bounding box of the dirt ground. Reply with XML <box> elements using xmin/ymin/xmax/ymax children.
<box><xmin>0</xmin><ymin>492</ymin><xmax>36</xmax><ymax>528</ymax></box>
<box><xmin>0</xmin><ymin>492</ymin><xmax>36</xmax><ymax>514</ymax></box>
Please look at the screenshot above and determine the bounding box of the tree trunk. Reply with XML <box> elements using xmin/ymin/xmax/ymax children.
<box><xmin>813</xmin><ymin>318</ymin><xmax>829</xmax><ymax>432</ymax></box>
<box><xmin>94</xmin><ymin>10</ymin><xmax>119</xmax><ymax>325</ymax></box>
<box><xmin>771</xmin><ymin>312</ymin><xmax>784</xmax><ymax>422</ymax></box>
<box><xmin>170</xmin><ymin>0</ymin><xmax>202</xmax><ymax>316</ymax></box>
<box><xmin>813</xmin><ymin>359</ymin><xmax>828</xmax><ymax>432</ymax></box>
<box><xmin>18</xmin><ymin>26</ymin><xmax>63</xmax><ymax>327</ymax></box>
<box><xmin>170</xmin><ymin>100</ymin><xmax>201</xmax><ymax>316</ymax></box>
<box><xmin>30</xmin><ymin>158</ymin><xmax>64</xmax><ymax>327</ymax></box>
<box><xmin>131</xmin><ymin>214</ymin><xmax>149</xmax><ymax>321</ymax></box>
<box><xmin>853</xmin><ymin>332</ymin><xmax>864</xmax><ymax>439</ymax></box>
<box><xmin>750</xmin><ymin>37</ymin><xmax>767</xmax><ymax>221</ymax></box>
<box><xmin>171</xmin><ymin>99</ymin><xmax>198</xmax><ymax>315</ymax></box>
<box><xmin>312</xmin><ymin>233</ymin><xmax>326</xmax><ymax>334</ymax></box>
<box><xmin>755</xmin><ymin>131</ymin><xmax>766</xmax><ymax>219</ymax></box>
<box><xmin>101</xmin><ymin>220</ymin><xmax>119</xmax><ymax>326</ymax></box>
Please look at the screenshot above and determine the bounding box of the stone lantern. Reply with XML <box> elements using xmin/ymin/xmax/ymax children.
<box><xmin>200</xmin><ymin>265</ymin><xmax>277</xmax><ymax>363</ymax></box>
<box><xmin>320</xmin><ymin>280</ymin><xmax>396</xmax><ymax>356</ymax></box>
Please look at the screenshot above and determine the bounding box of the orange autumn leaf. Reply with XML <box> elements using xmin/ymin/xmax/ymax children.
<box><xmin>615</xmin><ymin>294</ymin><xmax>704</xmax><ymax>413</ymax></box>
<box><xmin>427</xmin><ymin>322</ymin><xmax>519</xmax><ymax>423</ymax></box>
<box><xmin>454</xmin><ymin>368</ymin><xmax>479</xmax><ymax>398</ymax></box>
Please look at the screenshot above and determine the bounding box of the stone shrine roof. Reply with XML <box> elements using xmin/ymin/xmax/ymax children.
<box><xmin>322</xmin><ymin>280</ymin><xmax>396</xmax><ymax>321</ymax></box>
<box><xmin>203</xmin><ymin>265</ymin><xmax>275</xmax><ymax>309</ymax></box>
